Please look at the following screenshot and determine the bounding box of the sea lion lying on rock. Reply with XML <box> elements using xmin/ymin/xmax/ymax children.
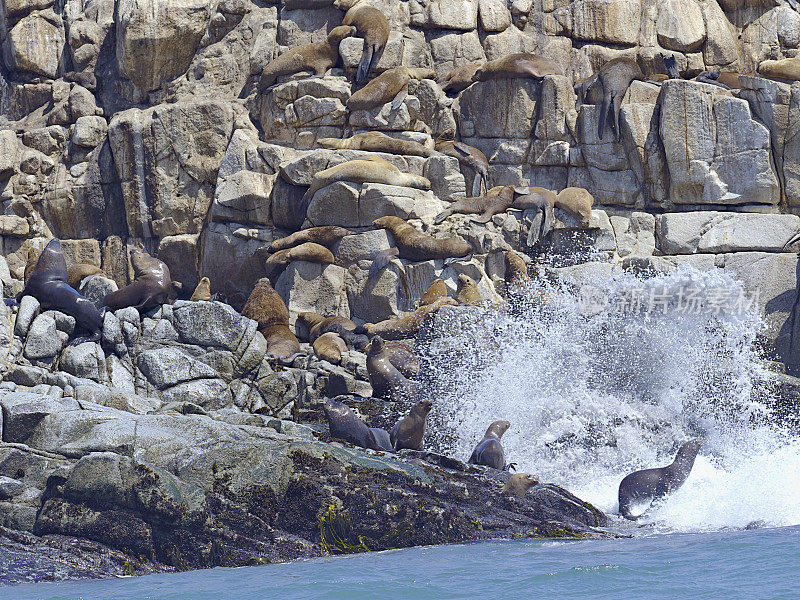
<box><xmin>324</xmin><ymin>398</ymin><xmax>393</xmax><ymax>452</ymax></box>
<box><xmin>435</xmin><ymin>129</ymin><xmax>489</xmax><ymax>197</ymax></box>
<box><xmin>434</xmin><ymin>186</ymin><xmax>515</xmax><ymax>224</ymax></box>
<box><xmin>242</xmin><ymin>278</ymin><xmax>303</xmax><ymax>364</ymax></box>
<box><xmin>366</xmin><ymin>335</ymin><xmax>415</xmax><ymax>399</ymax></box>
<box><xmin>502</xmin><ymin>473</ymin><xmax>540</xmax><ymax>497</ymax></box>
<box><xmin>313</xmin><ymin>331</ymin><xmax>348</xmax><ymax>364</ymax></box>
<box><xmin>361</xmin><ymin>296</ymin><xmax>457</xmax><ymax>340</ymax></box>
<box><xmin>469</xmin><ymin>420</ymin><xmax>512</xmax><ymax>470</ymax></box>
<box><xmin>372</xmin><ymin>216</ymin><xmax>472</xmax><ymax>261</ymax></box>
<box><xmin>456</xmin><ymin>274</ymin><xmax>483</xmax><ymax>306</ymax></box>
<box><xmin>554</xmin><ymin>187</ymin><xmax>594</xmax><ymax>227</ymax></box>
<box><xmin>335</xmin><ymin>0</ymin><xmax>390</xmax><ymax>82</ymax></box>
<box><xmin>346</xmin><ymin>66</ymin><xmax>436</xmax><ymax>111</ymax></box>
<box><xmin>67</xmin><ymin>263</ymin><xmax>104</xmax><ymax>289</ymax></box>
<box><xmin>268</xmin><ymin>226</ymin><xmax>352</xmax><ymax>253</ymax></box>
<box><xmin>264</xmin><ymin>242</ymin><xmax>335</xmax><ymax>282</ymax></box>
<box><xmin>391</xmin><ymin>399</ymin><xmax>433</xmax><ymax>451</ymax></box>
<box><xmin>618</xmin><ymin>440</ymin><xmax>702</xmax><ymax>521</ymax></box>
<box><xmin>440</xmin><ymin>62</ymin><xmax>483</xmax><ymax>94</ymax></box>
<box><xmin>298</xmin><ymin>312</ymin><xmax>368</xmax><ymax>350</ymax></box>
<box><xmin>318</xmin><ymin>132</ymin><xmax>433</xmax><ymax>157</ymax></box>
<box><xmin>416</xmin><ymin>278</ymin><xmax>448</xmax><ymax>307</ymax></box>
<box><xmin>474</xmin><ymin>53</ymin><xmax>563</xmax><ymax>81</ymax></box>
<box><xmin>103</xmin><ymin>250</ymin><xmax>176</xmax><ymax>313</ymax></box>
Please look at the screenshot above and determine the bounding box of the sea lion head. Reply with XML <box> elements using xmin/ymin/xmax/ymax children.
<box><xmin>30</xmin><ymin>239</ymin><xmax>68</xmax><ymax>284</ymax></box>
<box><xmin>324</xmin><ymin>398</ymin><xmax>350</xmax><ymax>422</ymax></box>
<box><xmin>661</xmin><ymin>52</ymin><xmax>680</xmax><ymax>79</ymax></box>
<box><xmin>328</xmin><ymin>24</ymin><xmax>357</xmax><ymax>44</ymax></box>
<box><xmin>503</xmin><ymin>473</ymin><xmax>540</xmax><ymax>496</ymax></box>
<box><xmin>367</xmin><ymin>335</ymin><xmax>386</xmax><ymax>356</ymax></box>
<box><xmin>679</xmin><ymin>439</ymin><xmax>702</xmax><ymax>458</ymax></box>
<box><xmin>486</xmin><ymin>420</ymin><xmax>511</xmax><ymax>439</ymax></box>
<box><xmin>411</xmin><ymin>399</ymin><xmax>433</xmax><ymax>418</ymax></box>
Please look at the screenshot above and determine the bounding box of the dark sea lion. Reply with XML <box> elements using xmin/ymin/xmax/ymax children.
<box><xmin>324</xmin><ymin>398</ymin><xmax>394</xmax><ymax>452</ymax></box>
<box><xmin>67</xmin><ymin>263</ymin><xmax>103</xmax><ymax>289</ymax></box>
<box><xmin>18</xmin><ymin>239</ymin><xmax>103</xmax><ymax>341</ymax></box>
<box><xmin>307</xmin><ymin>315</ymin><xmax>357</xmax><ymax>342</ymax></box>
<box><xmin>555</xmin><ymin>187</ymin><xmax>594</xmax><ymax>227</ymax></box>
<box><xmin>595</xmin><ymin>57</ymin><xmax>643</xmax><ymax>140</ymax></box>
<box><xmin>259</xmin><ymin>25</ymin><xmax>356</xmax><ymax>91</ymax></box>
<box><xmin>381</xmin><ymin>339</ymin><xmax>419</xmax><ymax>377</ymax></box>
<box><xmin>474</xmin><ymin>53</ymin><xmax>563</xmax><ymax>81</ymax></box>
<box><xmin>440</xmin><ymin>62</ymin><xmax>483</xmax><ymax>94</ymax></box>
<box><xmin>103</xmin><ymin>250</ymin><xmax>174</xmax><ymax>313</ymax></box>
<box><xmin>372</xmin><ymin>216</ymin><xmax>472</xmax><ymax>261</ymax></box>
<box><xmin>468</xmin><ymin>420</ymin><xmax>511</xmax><ymax>470</ymax></box>
<box><xmin>298</xmin><ymin>312</ymin><xmax>367</xmax><ymax>349</ymax></box>
<box><xmin>190</xmin><ymin>277</ymin><xmax>211</xmax><ymax>301</ymax></box>
<box><xmin>618</xmin><ymin>440</ymin><xmax>702</xmax><ymax>521</ymax></box>
<box><xmin>366</xmin><ymin>335</ymin><xmax>414</xmax><ymax>399</ymax></box>
<box><xmin>574</xmin><ymin>73</ymin><xmax>603</xmax><ymax>108</ymax></box>
<box><xmin>313</xmin><ymin>331</ymin><xmax>348</xmax><ymax>364</ymax></box>
<box><xmin>335</xmin><ymin>0</ymin><xmax>390</xmax><ymax>82</ymax></box>
<box><xmin>416</xmin><ymin>278</ymin><xmax>448</xmax><ymax>307</ymax></box>
<box><xmin>318</xmin><ymin>132</ymin><xmax>433</xmax><ymax>157</ymax></box>
<box><xmin>390</xmin><ymin>399</ymin><xmax>433</xmax><ymax>451</ymax></box>
<box><xmin>434</xmin><ymin>186</ymin><xmax>515</xmax><ymax>224</ymax></box>
<box><xmin>346</xmin><ymin>66</ymin><xmax>436</xmax><ymax>111</ymax></box>
<box><xmin>434</xmin><ymin>129</ymin><xmax>489</xmax><ymax>197</ymax></box>
<box><xmin>264</xmin><ymin>242</ymin><xmax>335</xmax><ymax>281</ymax></box>
<box><xmin>268</xmin><ymin>226</ymin><xmax>352</xmax><ymax>253</ymax></box>
<box><xmin>242</xmin><ymin>278</ymin><xmax>303</xmax><ymax>364</ymax></box>
<box><xmin>456</xmin><ymin>274</ymin><xmax>483</xmax><ymax>306</ymax></box>
<box><xmin>363</xmin><ymin>296</ymin><xmax>457</xmax><ymax>340</ymax></box>
<box><xmin>502</xmin><ymin>473</ymin><xmax>540</xmax><ymax>497</ymax></box>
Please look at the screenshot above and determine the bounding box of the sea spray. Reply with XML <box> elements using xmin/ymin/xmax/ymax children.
<box><xmin>419</xmin><ymin>265</ymin><xmax>800</xmax><ymax>531</ymax></box>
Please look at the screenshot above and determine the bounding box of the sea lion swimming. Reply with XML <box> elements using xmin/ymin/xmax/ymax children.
<box><xmin>372</xmin><ymin>216</ymin><xmax>472</xmax><ymax>261</ymax></box>
<box><xmin>67</xmin><ymin>263</ymin><xmax>103</xmax><ymax>289</ymax></box>
<box><xmin>242</xmin><ymin>278</ymin><xmax>303</xmax><ymax>364</ymax></box>
<box><xmin>434</xmin><ymin>186</ymin><xmax>515</xmax><ymax>224</ymax></box>
<box><xmin>258</xmin><ymin>25</ymin><xmax>356</xmax><ymax>91</ymax></box>
<box><xmin>434</xmin><ymin>129</ymin><xmax>489</xmax><ymax>197</ymax></box>
<box><xmin>618</xmin><ymin>439</ymin><xmax>702</xmax><ymax>521</ymax></box>
<box><xmin>362</xmin><ymin>296</ymin><xmax>457</xmax><ymax>340</ymax></box>
<box><xmin>264</xmin><ymin>242</ymin><xmax>335</xmax><ymax>282</ymax></box>
<box><xmin>313</xmin><ymin>331</ymin><xmax>348</xmax><ymax>364</ymax></box>
<box><xmin>502</xmin><ymin>473</ymin><xmax>540</xmax><ymax>497</ymax></box>
<box><xmin>390</xmin><ymin>399</ymin><xmax>432</xmax><ymax>451</ymax></box>
<box><xmin>16</xmin><ymin>239</ymin><xmax>103</xmax><ymax>342</ymax></box>
<box><xmin>318</xmin><ymin>132</ymin><xmax>433</xmax><ymax>157</ymax></box>
<box><xmin>474</xmin><ymin>53</ymin><xmax>563</xmax><ymax>81</ymax></box>
<box><xmin>468</xmin><ymin>420</ymin><xmax>511</xmax><ymax>470</ymax></box>
<box><xmin>456</xmin><ymin>274</ymin><xmax>483</xmax><ymax>306</ymax></box>
<box><xmin>366</xmin><ymin>335</ymin><xmax>414</xmax><ymax>399</ymax></box>
<box><xmin>268</xmin><ymin>226</ymin><xmax>352</xmax><ymax>253</ymax></box>
<box><xmin>102</xmin><ymin>250</ymin><xmax>175</xmax><ymax>313</ymax></box>
<box><xmin>440</xmin><ymin>61</ymin><xmax>483</xmax><ymax>94</ymax></box>
<box><xmin>346</xmin><ymin>66</ymin><xmax>436</xmax><ymax>111</ymax></box>
<box><xmin>335</xmin><ymin>0</ymin><xmax>390</xmax><ymax>82</ymax></box>
<box><xmin>190</xmin><ymin>277</ymin><xmax>211</xmax><ymax>301</ymax></box>
<box><xmin>324</xmin><ymin>398</ymin><xmax>394</xmax><ymax>452</ymax></box>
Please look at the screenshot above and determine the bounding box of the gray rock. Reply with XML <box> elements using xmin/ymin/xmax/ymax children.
<box><xmin>0</xmin><ymin>393</ymin><xmax>81</xmax><ymax>443</ymax></box>
<box><xmin>137</xmin><ymin>347</ymin><xmax>220</xmax><ymax>389</ymax></box>
<box><xmin>78</xmin><ymin>276</ymin><xmax>119</xmax><ymax>309</ymax></box>
<box><xmin>23</xmin><ymin>314</ymin><xmax>61</xmax><ymax>360</ymax></box>
<box><xmin>172</xmin><ymin>300</ymin><xmax>256</xmax><ymax>352</ymax></box>
<box><xmin>15</xmin><ymin>296</ymin><xmax>40</xmax><ymax>338</ymax></box>
<box><xmin>42</xmin><ymin>310</ymin><xmax>76</xmax><ymax>336</ymax></box>
<box><xmin>332</xmin><ymin>230</ymin><xmax>392</xmax><ymax>266</ymax></box>
<box><xmin>275</xmin><ymin>262</ymin><xmax>350</xmax><ymax>327</ymax></box>
<box><xmin>60</xmin><ymin>343</ymin><xmax>106</xmax><ymax>382</ymax></box>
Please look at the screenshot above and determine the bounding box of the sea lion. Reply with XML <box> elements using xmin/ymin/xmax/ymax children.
<box><xmin>259</xmin><ymin>25</ymin><xmax>356</xmax><ymax>90</ymax></box>
<box><xmin>574</xmin><ymin>73</ymin><xmax>603</xmax><ymax>108</ymax></box>
<box><xmin>390</xmin><ymin>399</ymin><xmax>433</xmax><ymax>451</ymax></box>
<box><xmin>366</xmin><ymin>335</ymin><xmax>414</xmax><ymax>399</ymax></box>
<box><xmin>67</xmin><ymin>263</ymin><xmax>103</xmax><ymax>289</ymax></box>
<box><xmin>435</xmin><ymin>129</ymin><xmax>489</xmax><ymax>197</ymax></box>
<box><xmin>512</xmin><ymin>186</ymin><xmax>557</xmax><ymax>244</ymax></box>
<box><xmin>335</xmin><ymin>0</ymin><xmax>390</xmax><ymax>82</ymax></box>
<box><xmin>268</xmin><ymin>226</ymin><xmax>352</xmax><ymax>253</ymax></box>
<box><xmin>440</xmin><ymin>61</ymin><xmax>483</xmax><ymax>94</ymax></box>
<box><xmin>618</xmin><ymin>440</ymin><xmax>702</xmax><ymax>521</ymax></box>
<box><xmin>103</xmin><ymin>250</ymin><xmax>174</xmax><ymax>313</ymax></box>
<box><xmin>362</xmin><ymin>296</ymin><xmax>457</xmax><ymax>340</ymax></box>
<box><xmin>456</xmin><ymin>274</ymin><xmax>483</xmax><ymax>306</ymax></box>
<box><xmin>324</xmin><ymin>398</ymin><xmax>394</xmax><ymax>452</ymax></box>
<box><xmin>17</xmin><ymin>239</ymin><xmax>103</xmax><ymax>341</ymax></box>
<box><xmin>502</xmin><ymin>473</ymin><xmax>540</xmax><ymax>497</ymax></box>
<box><xmin>318</xmin><ymin>132</ymin><xmax>433</xmax><ymax>157</ymax></box>
<box><xmin>372</xmin><ymin>216</ymin><xmax>472</xmax><ymax>261</ymax></box>
<box><xmin>264</xmin><ymin>242</ymin><xmax>335</xmax><ymax>281</ymax></box>
<box><xmin>381</xmin><ymin>339</ymin><xmax>419</xmax><ymax>377</ymax></box>
<box><xmin>367</xmin><ymin>247</ymin><xmax>400</xmax><ymax>280</ymax></box>
<box><xmin>346</xmin><ymin>66</ymin><xmax>436</xmax><ymax>111</ymax></box>
<box><xmin>416</xmin><ymin>278</ymin><xmax>448</xmax><ymax>308</ymax></box>
<box><xmin>759</xmin><ymin>56</ymin><xmax>800</xmax><ymax>82</ymax></box>
<box><xmin>298</xmin><ymin>312</ymin><xmax>367</xmax><ymax>349</ymax></box>
<box><xmin>313</xmin><ymin>331</ymin><xmax>348</xmax><ymax>364</ymax></box>
<box><xmin>595</xmin><ymin>57</ymin><xmax>643</xmax><ymax>140</ymax></box>
<box><xmin>190</xmin><ymin>277</ymin><xmax>211</xmax><ymax>301</ymax></box>
<box><xmin>504</xmin><ymin>250</ymin><xmax>533</xmax><ymax>297</ymax></box>
<box><xmin>555</xmin><ymin>187</ymin><xmax>594</xmax><ymax>227</ymax></box>
<box><xmin>468</xmin><ymin>420</ymin><xmax>511</xmax><ymax>470</ymax></box>
<box><xmin>474</xmin><ymin>53</ymin><xmax>563</xmax><ymax>81</ymax></box>
<box><xmin>434</xmin><ymin>186</ymin><xmax>514</xmax><ymax>224</ymax></box>
<box><xmin>242</xmin><ymin>278</ymin><xmax>303</xmax><ymax>364</ymax></box>
<box><xmin>307</xmin><ymin>315</ymin><xmax>358</xmax><ymax>342</ymax></box>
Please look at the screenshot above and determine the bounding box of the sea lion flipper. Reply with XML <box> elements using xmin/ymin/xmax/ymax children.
<box><xmin>434</xmin><ymin>208</ymin><xmax>453</xmax><ymax>224</ymax></box>
<box><xmin>367</xmin><ymin>247</ymin><xmax>399</xmax><ymax>280</ymax></box>
<box><xmin>357</xmin><ymin>41</ymin><xmax>374</xmax><ymax>83</ymax></box>
<box><xmin>390</xmin><ymin>88</ymin><xmax>407</xmax><ymax>111</ymax></box>
<box><xmin>598</xmin><ymin>92</ymin><xmax>610</xmax><ymax>140</ymax></box>
<box><xmin>504</xmin><ymin>462</ymin><xmax>517</xmax><ymax>472</ymax></box>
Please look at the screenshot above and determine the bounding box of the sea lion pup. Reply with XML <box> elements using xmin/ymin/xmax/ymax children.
<box><xmin>434</xmin><ymin>129</ymin><xmax>489</xmax><ymax>197</ymax></box>
<box><xmin>366</xmin><ymin>335</ymin><xmax>414</xmax><ymax>399</ymax></box>
<box><xmin>335</xmin><ymin>0</ymin><xmax>390</xmax><ymax>82</ymax></box>
<box><xmin>390</xmin><ymin>399</ymin><xmax>433</xmax><ymax>451</ymax></box>
<box><xmin>440</xmin><ymin>61</ymin><xmax>483</xmax><ymax>94</ymax></box>
<box><xmin>67</xmin><ymin>263</ymin><xmax>103</xmax><ymax>289</ymax></box>
<box><xmin>258</xmin><ymin>25</ymin><xmax>356</xmax><ymax>91</ymax></box>
<box><xmin>474</xmin><ymin>53</ymin><xmax>563</xmax><ymax>81</ymax></box>
<box><xmin>313</xmin><ymin>331</ymin><xmax>348</xmax><ymax>364</ymax></box>
<box><xmin>434</xmin><ymin>186</ymin><xmax>515</xmax><ymax>224</ymax></box>
<box><xmin>190</xmin><ymin>277</ymin><xmax>212</xmax><ymax>301</ymax></box>
<box><xmin>372</xmin><ymin>216</ymin><xmax>472</xmax><ymax>261</ymax></box>
<box><xmin>502</xmin><ymin>473</ymin><xmax>540</xmax><ymax>497</ymax></box>
<box><xmin>242</xmin><ymin>278</ymin><xmax>303</xmax><ymax>364</ymax></box>
<box><xmin>324</xmin><ymin>399</ymin><xmax>394</xmax><ymax>452</ymax></box>
<box><xmin>264</xmin><ymin>242</ymin><xmax>335</xmax><ymax>281</ymax></box>
<box><xmin>17</xmin><ymin>239</ymin><xmax>104</xmax><ymax>341</ymax></box>
<box><xmin>268</xmin><ymin>226</ymin><xmax>352</xmax><ymax>253</ymax></box>
<box><xmin>456</xmin><ymin>274</ymin><xmax>483</xmax><ymax>306</ymax></box>
<box><xmin>103</xmin><ymin>250</ymin><xmax>174</xmax><ymax>312</ymax></box>
<box><xmin>595</xmin><ymin>57</ymin><xmax>643</xmax><ymax>140</ymax></box>
<box><xmin>362</xmin><ymin>296</ymin><xmax>457</xmax><ymax>340</ymax></box>
<box><xmin>618</xmin><ymin>439</ymin><xmax>702</xmax><ymax>521</ymax></box>
<box><xmin>555</xmin><ymin>187</ymin><xmax>594</xmax><ymax>227</ymax></box>
<box><xmin>318</xmin><ymin>132</ymin><xmax>433</xmax><ymax>157</ymax></box>
<box><xmin>469</xmin><ymin>420</ymin><xmax>511</xmax><ymax>470</ymax></box>
<box><xmin>346</xmin><ymin>66</ymin><xmax>436</xmax><ymax>111</ymax></box>
<box><xmin>415</xmin><ymin>278</ymin><xmax>448</xmax><ymax>308</ymax></box>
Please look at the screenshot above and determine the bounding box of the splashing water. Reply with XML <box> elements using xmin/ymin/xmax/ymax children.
<box><xmin>420</xmin><ymin>265</ymin><xmax>800</xmax><ymax>532</ymax></box>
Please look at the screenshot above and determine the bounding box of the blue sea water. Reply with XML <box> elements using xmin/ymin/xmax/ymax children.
<box><xmin>4</xmin><ymin>526</ymin><xmax>800</xmax><ymax>600</ymax></box>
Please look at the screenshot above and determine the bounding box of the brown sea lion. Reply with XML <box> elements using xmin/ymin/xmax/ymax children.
<box><xmin>366</xmin><ymin>335</ymin><xmax>414</xmax><ymax>399</ymax></box>
<box><xmin>435</xmin><ymin>129</ymin><xmax>489</xmax><ymax>197</ymax></box>
<box><xmin>67</xmin><ymin>263</ymin><xmax>103</xmax><ymax>289</ymax></box>
<box><xmin>103</xmin><ymin>250</ymin><xmax>174</xmax><ymax>313</ymax></box>
<box><xmin>189</xmin><ymin>277</ymin><xmax>211</xmax><ymax>302</ymax></box>
<box><xmin>335</xmin><ymin>0</ymin><xmax>390</xmax><ymax>82</ymax></box>
<box><xmin>440</xmin><ymin>61</ymin><xmax>483</xmax><ymax>94</ymax></box>
<box><xmin>259</xmin><ymin>25</ymin><xmax>356</xmax><ymax>91</ymax></box>
<box><xmin>474</xmin><ymin>53</ymin><xmax>563</xmax><ymax>81</ymax></box>
<box><xmin>595</xmin><ymin>57</ymin><xmax>643</xmax><ymax>140</ymax></box>
<box><xmin>268</xmin><ymin>226</ymin><xmax>352</xmax><ymax>253</ymax></box>
<box><xmin>372</xmin><ymin>216</ymin><xmax>472</xmax><ymax>261</ymax></box>
<box><xmin>318</xmin><ymin>132</ymin><xmax>433</xmax><ymax>157</ymax></box>
<box><xmin>555</xmin><ymin>187</ymin><xmax>594</xmax><ymax>227</ymax></box>
<box><xmin>382</xmin><ymin>340</ymin><xmax>420</xmax><ymax>377</ymax></box>
<box><xmin>416</xmin><ymin>278</ymin><xmax>448</xmax><ymax>307</ymax></box>
<box><xmin>346</xmin><ymin>66</ymin><xmax>436</xmax><ymax>111</ymax></box>
<box><xmin>264</xmin><ymin>242</ymin><xmax>335</xmax><ymax>281</ymax></box>
<box><xmin>504</xmin><ymin>250</ymin><xmax>532</xmax><ymax>295</ymax></box>
<box><xmin>16</xmin><ymin>239</ymin><xmax>103</xmax><ymax>341</ymax></box>
<box><xmin>468</xmin><ymin>420</ymin><xmax>511</xmax><ymax>470</ymax></box>
<box><xmin>434</xmin><ymin>186</ymin><xmax>515</xmax><ymax>224</ymax></box>
<box><xmin>390</xmin><ymin>399</ymin><xmax>433</xmax><ymax>451</ymax></box>
<box><xmin>324</xmin><ymin>398</ymin><xmax>394</xmax><ymax>452</ymax></box>
<box><xmin>242</xmin><ymin>278</ymin><xmax>303</xmax><ymax>364</ymax></box>
<box><xmin>456</xmin><ymin>274</ymin><xmax>483</xmax><ymax>306</ymax></box>
<box><xmin>313</xmin><ymin>331</ymin><xmax>348</xmax><ymax>364</ymax></box>
<box><xmin>308</xmin><ymin>315</ymin><xmax>358</xmax><ymax>342</ymax></box>
<box><xmin>502</xmin><ymin>473</ymin><xmax>540</xmax><ymax>497</ymax></box>
<box><xmin>298</xmin><ymin>312</ymin><xmax>367</xmax><ymax>349</ymax></box>
<box><xmin>618</xmin><ymin>440</ymin><xmax>702</xmax><ymax>521</ymax></box>
<box><xmin>363</xmin><ymin>296</ymin><xmax>457</xmax><ymax>340</ymax></box>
